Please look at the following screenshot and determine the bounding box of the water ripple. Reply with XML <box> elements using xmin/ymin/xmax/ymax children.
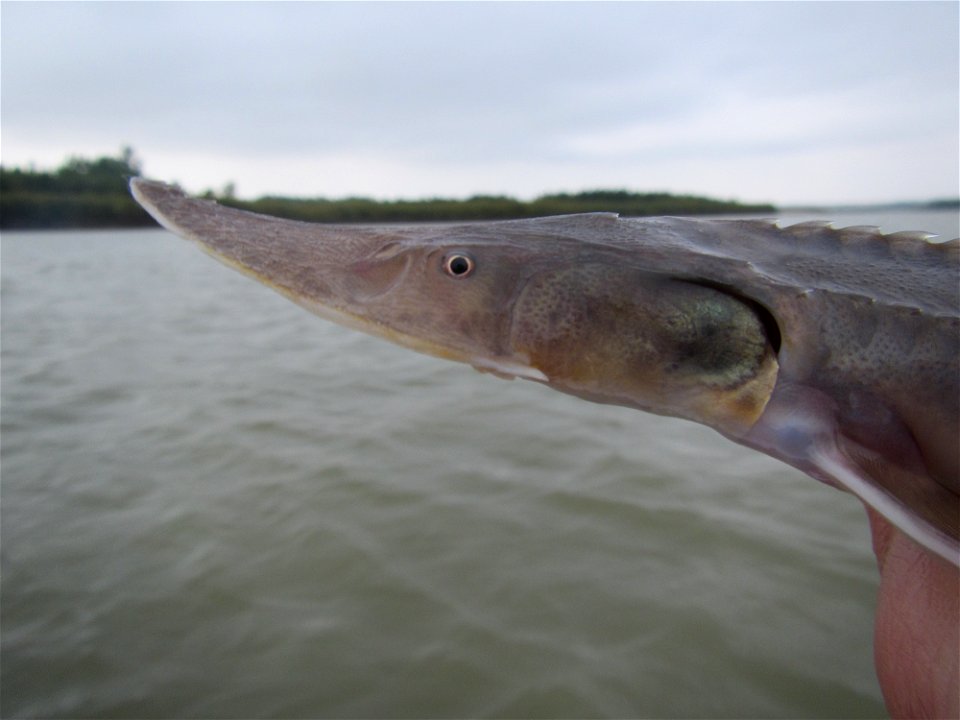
<box><xmin>0</xmin><ymin>228</ymin><xmax>900</xmax><ymax>718</ymax></box>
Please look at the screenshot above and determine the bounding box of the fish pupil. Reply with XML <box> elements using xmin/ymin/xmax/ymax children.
<box><xmin>446</xmin><ymin>255</ymin><xmax>473</xmax><ymax>277</ymax></box>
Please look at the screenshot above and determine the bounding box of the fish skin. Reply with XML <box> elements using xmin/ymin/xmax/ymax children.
<box><xmin>131</xmin><ymin>178</ymin><xmax>959</xmax><ymax>565</ymax></box>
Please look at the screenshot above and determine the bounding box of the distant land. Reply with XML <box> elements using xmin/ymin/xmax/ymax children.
<box><xmin>1</xmin><ymin>149</ymin><xmax>955</xmax><ymax>230</ymax></box>
<box><xmin>781</xmin><ymin>198</ymin><xmax>960</xmax><ymax>213</ymax></box>
<box><xmin>0</xmin><ymin>149</ymin><xmax>774</xmax><ymax>229</ymax></box>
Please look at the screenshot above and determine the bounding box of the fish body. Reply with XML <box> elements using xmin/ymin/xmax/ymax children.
<box><xmin>131</xmin><ymin>179</ymin><xmax>959</xmax><ymax>565</ymax></box>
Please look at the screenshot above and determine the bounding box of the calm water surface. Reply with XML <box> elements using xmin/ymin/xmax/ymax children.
<box><xmin>2</xmin><ymin>210</ymin><xmax>957</xmax><ymax>718</ymax></box>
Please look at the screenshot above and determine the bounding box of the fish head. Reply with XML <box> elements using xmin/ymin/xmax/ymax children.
<box><xmin>132</xmin><ymin>179</ymin><xmax>779</xmax><ymax>433</ymax></box>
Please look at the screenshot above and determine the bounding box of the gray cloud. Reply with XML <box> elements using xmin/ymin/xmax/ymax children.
<box><xmin>2</xmin><ymin>2</ymin><xmax>957</xmax><ymax>203</ymax></box>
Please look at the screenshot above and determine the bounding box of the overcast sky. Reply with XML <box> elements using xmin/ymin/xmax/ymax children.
<box><xmin>2</xmin><ymin>2</ymin><xmax>957</xmax><ymax>205</ymax></box>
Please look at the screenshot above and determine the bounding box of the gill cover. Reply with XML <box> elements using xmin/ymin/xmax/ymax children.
<box><xmin>510</xmin><ymin>264</ymin><xmax>779</xmax><ymax>434</ymax></box>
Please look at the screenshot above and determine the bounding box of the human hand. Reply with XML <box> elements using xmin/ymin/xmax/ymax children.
<box><xmin>866</xmin><ymin>508</ymin><xmax>959</xmax><ymax>719</ymax></box>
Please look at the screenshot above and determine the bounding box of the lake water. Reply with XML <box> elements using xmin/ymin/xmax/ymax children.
<box><xmin>2</xmin><ymin>209</ymin><xmax>957</xmax><ymax>718</ymax></box>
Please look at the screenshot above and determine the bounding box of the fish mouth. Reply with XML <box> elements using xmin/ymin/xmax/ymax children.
<box><xmin>469</xmin><ymin>356</ymin><xmax>548</xmax><ymax>382</ymax></box>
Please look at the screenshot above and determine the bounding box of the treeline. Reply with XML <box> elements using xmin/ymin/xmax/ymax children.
<box><xmin>1</xmin><ymin>148</ymin><xmax>154</xmax><ymax>229</ymax></box>
<box><xmin>2</xmin><ymin>149</ymin><xmax>776</xmax><ymax>230</ymax></box>
<box><xmin>223</xmin><ymin>189</ymin><xmax>775</xmax><ymax>224</ymax></box>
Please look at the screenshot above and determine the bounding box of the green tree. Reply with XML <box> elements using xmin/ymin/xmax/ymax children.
<box><xmin>1</xmin><ymin>147</ymin><xmax>151</xmax><ymax>229</ymax></box>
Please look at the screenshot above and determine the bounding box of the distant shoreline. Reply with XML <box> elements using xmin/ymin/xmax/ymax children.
<box><xmin>780</xmin><ymin>200</ymin><xmax>959</xmax><ymax>214</ymax></box>
<box><xmin>0</xmin><ymin>190</ymin><xmax>778</xmax><ymax>230</ymax></box>
<box><xmin>2</xmin><ymin>150</ymin><xmax>956</xmax><ymax>230</ymax></box>
<box><xmin>6</xmin><ymin>193</ymin><xmax>958</xmax><ymax>232</ymax></box>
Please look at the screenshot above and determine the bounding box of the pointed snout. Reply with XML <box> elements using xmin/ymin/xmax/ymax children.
<box><xmin>131</xmin><ymin>178</ymin><xmax>525</xmax><ymax>366</ymax></box>
<box><xmin>132</xmin><ymin>178</ymin><xmax>428</xmax><ymax>315</ymax></box>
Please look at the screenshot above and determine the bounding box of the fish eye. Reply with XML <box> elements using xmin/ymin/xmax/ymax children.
<box><xmin>443</xmin><ymin>253</ymin><xmax>475</xmax><ymax>278</ymax></box>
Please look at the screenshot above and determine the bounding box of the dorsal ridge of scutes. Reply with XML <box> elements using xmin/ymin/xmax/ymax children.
<box><xmin>777</xmin><ymin>219</ymin><xmax>959</xmax><ymax>264</ymax></box>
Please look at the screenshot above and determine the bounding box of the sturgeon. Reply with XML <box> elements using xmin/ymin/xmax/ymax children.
<box><xmin>131</xmin><ymin>178</ymin><xmax>960</xmax><ymax>566</ymax></box>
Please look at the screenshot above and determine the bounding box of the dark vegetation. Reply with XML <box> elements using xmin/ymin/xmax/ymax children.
<box><xmin>226</xmin><ymin>189</ymin><xmax>775</xmax><ymax>224</ymax></box>
<box><xmin>1</xmin><ymin>148</ymin><xmax>153</xmax><ymax>229</ymax></box>
<box><xmin>3</xmin><ymin>148</ymin><xmax>779</xmax><ymax>229</ymax></box>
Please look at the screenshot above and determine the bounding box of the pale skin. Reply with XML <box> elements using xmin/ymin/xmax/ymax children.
<box><xmin>867</xmin><ymin>508</ymin><xmax>959</xmax><ymax>719</ymax></box>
